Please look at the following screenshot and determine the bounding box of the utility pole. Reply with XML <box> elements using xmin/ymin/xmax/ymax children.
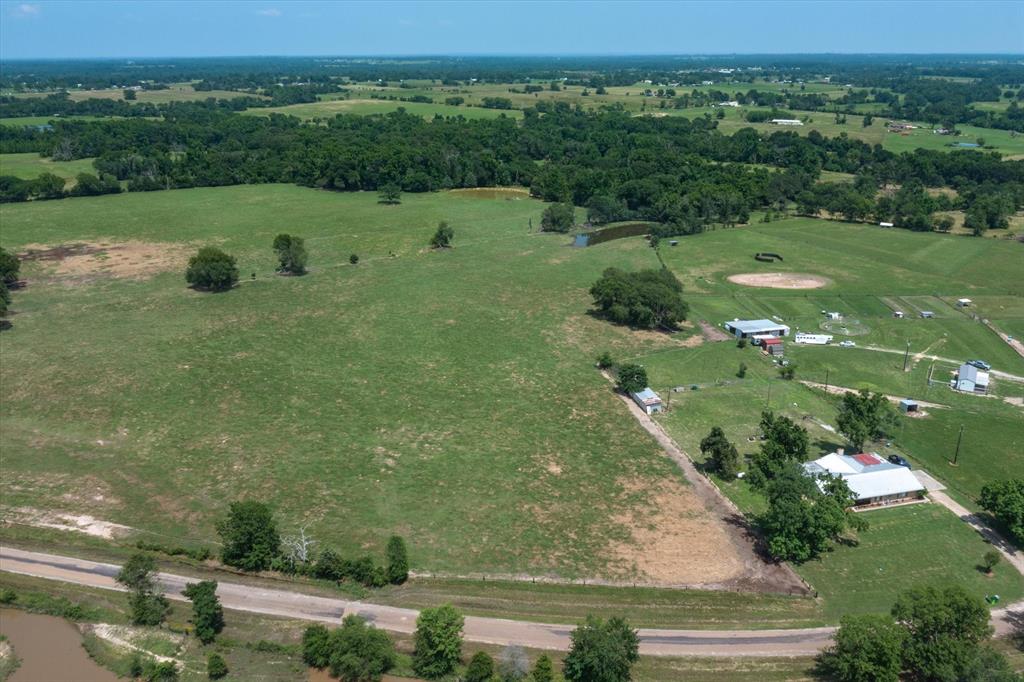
<box><xmin>951</xmin><ymin>424</ymin><xmax>964</xmax><ymax>466</ymax></box>
<box><xmin>902</xmin><ymin>341</ymin><xmax>911</xmax><ymax>372</ymax></box>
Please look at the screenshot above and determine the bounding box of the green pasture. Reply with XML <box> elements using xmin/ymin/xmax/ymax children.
<box><xmin>11</xmin><ymin>83</ymin><xmax>259</xmax><ymax>104</ymax></box>
<box><xmin>0</xmin><ymin>185</ymin><xmax>706</xmax><ymax>581</ymax></box>
<box><xmin>0</xmin><ymin>152</ymin><xmax>97</xmax><ymax>186</ymax></box>
<box><xmin>246</xmin><ymin>97</ymin><xmax>523</xmax><ymax>120</ymax></box>
<box><xmin>656</xmin><ymin>217</ymin><xmax>1024</xmax><ymax>297</ymax></box>
<box><xmin>0</xmin><ymin>115</ymin><xmax>115</xmax><ymax>127</ymax></box>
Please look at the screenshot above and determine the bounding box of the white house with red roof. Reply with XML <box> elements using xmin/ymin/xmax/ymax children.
<box><xmin>803</xmin><ymin>451</ymin><xmax>925</xmax><ymax>507</ymax></box>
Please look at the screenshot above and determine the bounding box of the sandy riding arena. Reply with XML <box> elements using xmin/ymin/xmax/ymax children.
<box><xmin>727</xmin><ymin>272</ymin><xmax>830</xmax><ymax>289</ymax></box>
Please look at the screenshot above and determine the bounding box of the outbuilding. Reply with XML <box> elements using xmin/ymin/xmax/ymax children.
<box><xmin>723</xmin><ymin>319</ymin><xmax>791</xmax><ymax>339</ymax></box>
<box><xmin>893</xmin><ymin>311</ymin><xmax>904</xmax><ymax>319</ymax></box>
<box><xmin>899</xmin><ymin>398</ymin><xmax>919</xmax><ymax>414</ymax></box>
<box><xmin>631</xmin><ymin>387</ymin><xmax>664</xmax><ymax>415</ymax></box>
<box><xmin>794</xmin><ymin>332</ymin><xmax>833</xmax><ymax>345</ymax></box>
<box><xmin>920</xmin><ymin>311</ymin><xmax>935</xmax><ymax>319</ymax></box>
<box><xmin>957</xmin><ymin>298</ymin><xmax>972</xmax><ymax>308</ymax></box>
<box><xmin>954</xmin><ymin>364</ymin><xmax>989</xmax><ymax>394</ymax></box>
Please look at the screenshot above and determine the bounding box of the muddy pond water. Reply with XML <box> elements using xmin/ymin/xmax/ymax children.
<box><xmin>0</xmin><ymin>608</ymin><xmax>118</xmax><ymax>682</ymax></box>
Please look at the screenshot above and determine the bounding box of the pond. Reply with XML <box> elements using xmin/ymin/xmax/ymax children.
<box><xmin>573</xmin><ymin>222</ymin><xmax>654</xmax><ymax>247</ymax></box>
<box><xmin>0</xmin><ymin>608</ymin><xmax>118</xmax><ymax>682</ymax></box>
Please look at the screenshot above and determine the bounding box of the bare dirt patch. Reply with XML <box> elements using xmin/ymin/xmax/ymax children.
<box><xmin>19</xmin><ymin>241</ymin><xmax>190</xmax><ymax>281</ymax></box>
<box><xmin>449</xmin><ymin>187</ymin><xmax>530</xmax><ymax>200</ymax></box>
<box><xmin>699</xmin><ymin>320</ymin><xmax>732</xmax><ymax>342</ymax></box>
<box><xmin>608</xmin><ymin>478</ymin><xmax>746</xmax><ymax>586</ymax></box>
<box><xmin>727</xmin><ymin>272</ymin><xmax>831</xmax><ymax>289</ymax></box>
<box><xmin>4</xmin><ymin>507</ymin><xmax>134</xmax><ymax>539</ymax></box>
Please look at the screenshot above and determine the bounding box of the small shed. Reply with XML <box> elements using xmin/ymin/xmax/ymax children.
<box><xmin>825</xmin><ymin>311</ymin><xmax>842</xmax><ymax>320</ymax></box>
<box><xmin>631</xmin><ymin>387</ymin><xmax>664</xmax><ymax>415</ymax></box>
<box><xmin>761</xmin><ymin>337</ymin><xmax>784</xmax><ymax>356</ymax></box>
<box><xmin>893</xmin><ymin>311</ymin><xmax>904</xmax><ymax>319</ymax></box>
<box><xmin>957</xmin><ymin>298</ymin><xmax>972</xmax><ymax>308</ymax></box>
<box><xmin>899</xmin><ymin>399</ymin><xmax>919</xmax><ymax>414</ymax></box>
<box><xmin>920</xmin><ymin>311</ymin><xmax>935</xmax><ymax>319</ymax></box>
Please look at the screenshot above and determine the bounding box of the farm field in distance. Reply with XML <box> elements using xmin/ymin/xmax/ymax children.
<box><xmin>0</xmin><ymin>152</ymin><xmax>97</xmax><ymax>186</ymax></box>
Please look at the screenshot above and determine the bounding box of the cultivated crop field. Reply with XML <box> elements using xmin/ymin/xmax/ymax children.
<box><xmin>1</xmin><ymin>185</ymin><xmax>772</xmax><ymax>588</ymax></box>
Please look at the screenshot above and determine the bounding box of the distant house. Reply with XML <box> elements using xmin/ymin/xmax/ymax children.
<box><xmin>794</xmin><ymin>332</ymin><xmax>833</xmax><ymax>345</ymax></box>
<box><xmin>954</xmin><ymin>364</ymin><xmax>989</xmax><ymax>394</ymax></box>
<box><xmin>919</xmin><ymin>311</ymin><xmax>935</xmax><ymax>319</ymax></box>
<box><xmin>631</xmin><ymin>387</ymin><xmax>663</xmax><ymax>415</ymax></box>
<box><xmin>825</xmin><ymin>311</ymin><xmax>842</xmax><ymax>321</ymax></box>
<box><xmin>701</xmin><ymin>80</ymin><xmax>714</xmax><ymax>86</ymax></box>
<box><xmin>803</xmin><ymin>452</ymin><xmax>925</xmax><ymax>507</ymax></box>
<box><xmin>718</xmin><ymin>101</ymin><xmax>740</xmax><ymax>107</ymax></box>
<box><xmin>724</xmin><ymin>319</ymin><xmax>791</xmax><ymax>339</ymax></box>
<box><xmin>770</xmin><ymin>119</ymin><xmax>803</xmax><ymax>126</ymax></box>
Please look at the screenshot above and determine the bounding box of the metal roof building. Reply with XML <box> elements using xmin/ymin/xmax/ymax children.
<box><xmin>803</xmin><ymin>452</ymin><xmax>925</xmax><ymax>506</ymax></box>
<box><xmin>630</xmin><ymin>387</ymin><xmax>664</xmax><ymax>415</ymax></box>
<box><xmin>955</xmin><ymin>364</ymin><xmax>989</xmax><ymax>394</ymax></box>
<box><xmin>723</xmin><ymin>319</ymin><xmax>791</xmax><ymax>339</ymax></box>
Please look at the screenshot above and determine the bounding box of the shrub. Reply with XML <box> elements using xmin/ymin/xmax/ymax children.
<box><xmin>272</xmin><ymin>234</ymin><xmax>308</xmax><ymax>275</ymax></box>
<box><xmin>737</xmin><ymin>338</ymin><xmax>748</xmax><ymax>348</ymax></box>
<box><xmin>385</xmin><ymin>536</ymin><xmax>409</xmax><ymax>584</ymax></box>
<box><xmin>349</xmin><ymin>254</ymin><xmax>359</xmax><ymax>265</ymax></box>
<box><xmin>185</xmin><ymin>247</ymin><xmax>238</xmax><ymax>292</ymax></box>
<box><xmin>464</xmin><ymin>651</ymin><xmax>495</xmax><ymax>682</ymax></box>
<box><xmin>737</xmin><ymin>362</ymin><xmax>747</xmax><ymax>378</ymax></box>
<box><xmin>595</xmin><ymin>352</ymin><xmax>614</xmax><ymax>370</ymax></box>
<box><xmin>430</xmin><ymin>222</ymin><xmax>454</xmax><ymax>249</ymax></box>
<box><xmin>207</xmin><ymin>653</ymin><xmax>228</xmax><ymax>679</ymax></box>
<box><xmin>615</xmin><ymin>364</ymin><xmax>648</xmax><ymax>394</ymax></box>
<box><xmin>982</xmin><ymin>550</ymin><xmax>1001</xmax><ymax>573</ymax></box>
<box><xmin>540</xmin><ymin>203</ymin><xmax>575</xmax><ymax>233</ymax></box>
<box><xmin>0</xmin><ymin>247</ymin><xmax>20</xmax><ymax>285</ymax></box>
<box><xmin>216</xmin><ymin>500</ymin><xmax>280</xmax><ymax>572</ymax></box>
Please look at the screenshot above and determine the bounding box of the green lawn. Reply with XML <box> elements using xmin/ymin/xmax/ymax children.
<box><xmin>0</xmin><ymin>185</ymin><xmax>712</xmax><ymax>582</ymax></box>
<box><xmin>0</xmin><ymin>153</ymin><xmax>97</xmax><ymax>186</ymax></box>
<box><xmin>796</xmin><ymin>503</ymin><xmax>1023</xmax><ymax>620</ymax></box>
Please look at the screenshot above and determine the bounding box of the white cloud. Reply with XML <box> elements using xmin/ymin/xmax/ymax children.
<box><xmin>14</xmin><ymin>3</ymin><xmax>41</xmax><ymax>17</ymax></box>
<box><xmin>256</xmin><ymin>8</ymin><xmax>281</xmax><ymax>16</ymax></box>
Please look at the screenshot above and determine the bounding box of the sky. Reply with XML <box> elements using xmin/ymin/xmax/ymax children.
<box><xmin>1</xmin><ymin>0</ymin><xmax>1022</xmax><ymax>60</ymax></box>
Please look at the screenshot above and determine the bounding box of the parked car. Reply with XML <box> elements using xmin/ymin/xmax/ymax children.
<box><xmin>888</xmin><ymin>455</ymin><xmax>911</xmax><ymax>469</ymax></box>
<box><xmin>967</xmin><ymin>359</ymin><xmax>991</xmax><ymax>371</ymax></box>
<box><xmin>838</xmin><ymin>340</ymin><xmax>856</xmax><ymax>348</ymax></box>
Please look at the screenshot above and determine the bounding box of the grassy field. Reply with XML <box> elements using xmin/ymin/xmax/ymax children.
<box><xmin>0</xmin><ymin>115</ymin><xmax>119</xmax><ymax>127</ymax></box>
<box><xmin>11</xmin><ymin>83</ymin><xmax>259</xmax><ymax>105</ymax></box>
<box><xmin>246</xmin><ymin>97</ymin><xmax>523</xmax><ymax>120</ymax></box>
<box><xmin>0</xmin><ymin>185</ymin><xmax>723</xmax><ymax>583</ymax></box>
<box><xmin>0</xmin><ymin>153</ymin><xmax>97</xmax><ymax>186</ymax></box>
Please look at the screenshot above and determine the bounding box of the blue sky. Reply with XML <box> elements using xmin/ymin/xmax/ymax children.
<box><xmin>1</xmin><ymin>0</ymin><xmax>1022</xmax><ymax>60</ymax></box>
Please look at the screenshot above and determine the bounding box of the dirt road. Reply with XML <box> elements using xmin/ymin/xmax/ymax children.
<box><xmin>860</xmin><ymin>345</ymin><xmax>1024</xmax><ymax>384</ymax></box>
<box><xmin>0</xmin><ymin>546</ymin><xmax>833</xmax><ymax>657</ymax></box>
<box><xmin>3</xmin><ymin>547</ymin><xmax>1022</xmax><ymax>655</ymax></box>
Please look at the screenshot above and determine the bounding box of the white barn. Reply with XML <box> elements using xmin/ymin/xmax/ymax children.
<box><xmin>723</xmin><ymin>319</ymin><xmax>791</xmax><ymax>339</ymax></box>
<box><xmin>954</xmin><ymin>364</ymin><xmax>989</xmax><ymax>394</ymax></box>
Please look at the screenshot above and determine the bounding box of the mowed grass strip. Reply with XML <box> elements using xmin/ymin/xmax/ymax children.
<box><xmin>0</xmin><ymin>185</ymin><xmax>713</xmax><ymax>581</ymax></box>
